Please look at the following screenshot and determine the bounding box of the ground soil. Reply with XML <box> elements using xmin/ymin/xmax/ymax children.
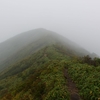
<box><xmin>64</xmin><ymin>69</ymin><xmax>82</xmax><ymax>100</ymax></box>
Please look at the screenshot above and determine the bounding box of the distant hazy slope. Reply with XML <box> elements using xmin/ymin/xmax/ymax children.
<box><xmin>0</xmin><ymin>28</ymin><xmax>97</xmax><ymax>71</ymax></box>
<box><xmin>0</xmin><ymin>28</ymin><xmax>48</xmax><ymax>61</ymax></box>
<box><xmin>0</xmin><ymin>28</ymin><xmax>56</xmax><ymax>70</ymax></box>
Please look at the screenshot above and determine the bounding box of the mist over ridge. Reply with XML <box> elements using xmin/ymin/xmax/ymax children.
<box><xmin>0</xmin><ymin>28</ymin><xmax>98</xmax><ymax>72</ymax></box>
<box><xmin>0</xmin><ymin>1</ymin><xmax>100</xmax><ymax>99</ymax></box>
<box><xmin>0</xmin><ymin>0</ymin><xmax>100</xmax><ymax>56</ymax></box>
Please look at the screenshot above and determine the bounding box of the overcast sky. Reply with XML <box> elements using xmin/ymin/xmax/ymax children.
<box><xmin>0</xmin><ymin>0</ymin><xmax>100</xmax><ymax>55</ymax></box>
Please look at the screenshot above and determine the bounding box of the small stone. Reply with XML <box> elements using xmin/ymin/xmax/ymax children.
<box><xmin>98</xmin><ymin>98</ymin><xmax>100</xmax><ymax>100</ymax></box>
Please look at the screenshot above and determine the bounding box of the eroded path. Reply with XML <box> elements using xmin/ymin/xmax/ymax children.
<box><xmin>64</xmin><ymin>69</ymin><xmax>82</xmax><ymax>100</ymax></box>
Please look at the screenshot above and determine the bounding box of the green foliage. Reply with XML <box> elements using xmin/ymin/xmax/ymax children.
<box><xmin>0</xmin><ymin>45</ymin><xmax>70</xmax><ymax>100</ymax></box>
<box><xmin>66</xmin><ymin>60</ymin><xmax>100</xmax><ymax>100</ymax></box>
<box><xmin>80</xmin><ymin>55</ymin><xmax>100</xmax><ymax>66</ymax></box>
<box><xmin>0</xmin><ymin>45</ymin><xmax>100</xmax><ymax>100</ymax></box>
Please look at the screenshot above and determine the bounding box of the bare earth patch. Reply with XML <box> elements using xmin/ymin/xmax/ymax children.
<box><xmin>64</xmin><ymin>69</ymin><xmax>82</xmax><ymax>100</ymax></box>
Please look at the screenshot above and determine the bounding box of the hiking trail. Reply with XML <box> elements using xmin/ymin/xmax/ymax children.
<box><xmin>64</xmin><ymin>68</ymin><xmax>82</xmax><ymax>100</ymax></box>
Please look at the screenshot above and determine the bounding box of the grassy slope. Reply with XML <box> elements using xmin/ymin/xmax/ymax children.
<box><xmin>0</xmin><ymin>45</ymin><xmax>70</xmax><ymax>100</ymax></box>
<box><xmin>0</xmin><ymin>45</ymin><xmax>100</xmax><ymax>100</ymax></box>
<box><xmin>66</xmin><ymin>60</ymin><xmax>100</xmax><ymax>100</ymax></box>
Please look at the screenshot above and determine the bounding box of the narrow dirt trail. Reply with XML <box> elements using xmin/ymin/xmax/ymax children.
<box><xmin>64</xmin><ymin>68</ymin><xmax>82</xmax><ymax>100</ymax></box>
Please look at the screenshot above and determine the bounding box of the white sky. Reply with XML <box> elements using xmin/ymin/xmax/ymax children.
<box><xmin>0</xmin><ymin>0</ymin><xmax>100</xmax><ymax>55</ymax></box>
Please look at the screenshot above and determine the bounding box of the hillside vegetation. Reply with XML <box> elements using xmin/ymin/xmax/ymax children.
<box><xmin>66</xmin><ymin>59</ymin><xmax>100</xmax><ymax>100</ymax></box>
<box><xmin>0</xmin><ymin>45</ymin><xmax>100</xmax><ymax>100</ymax></box>
<box><xmin>0</xmin><ymin>45</ymin><xmax>70</xmax><ymax>100</ymax></box>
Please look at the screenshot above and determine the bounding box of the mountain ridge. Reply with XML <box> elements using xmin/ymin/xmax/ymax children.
<box><xmin>0</xmin><ymin>30</ymin><xmax>99</xmax><ymax>99</ymax></box>
<box><xmin>0</xmin><ymin>28</ymin><xmax>98</xmax><ymax>72</ymax></box>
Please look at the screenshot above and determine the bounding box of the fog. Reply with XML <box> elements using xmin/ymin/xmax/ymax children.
<box><xmin>0</xmin><ymin>0</ymin><xmax>100</xmax><ymax>55</ymax></box>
